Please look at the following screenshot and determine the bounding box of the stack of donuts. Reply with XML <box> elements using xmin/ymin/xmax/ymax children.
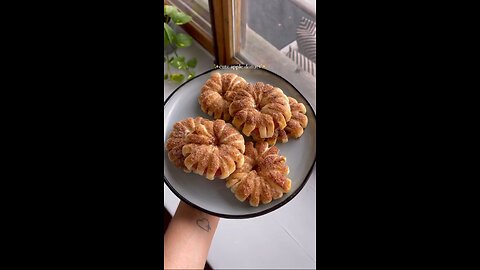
<box><xmin>166</xmin><ymin>72</ymin><xmax>308</xmax><ymax>207</ymax></box>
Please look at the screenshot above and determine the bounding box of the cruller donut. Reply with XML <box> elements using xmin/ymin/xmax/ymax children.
<box><xmin>251</xmin><ymin>96</ymin><xmax>308</xmax><ymax>145</ymax></box>
<box><xmin>198</xmin><ymin>72</ymin><xmax>248</xmax><ymax>122</ymax></box>
<box><xmin>229</xmin><ymin>82</ymin><xmax>291</xmax><ymax>139</ymax></box>
<box><xmin>226</xmin><ymin>141</ymin><xmax>291</xmax><ymax>207</ymax></box>
<box><xmin>166</xmin><ymin>117</ymin><xmax>245</xmax><ymax>180</ymax></box>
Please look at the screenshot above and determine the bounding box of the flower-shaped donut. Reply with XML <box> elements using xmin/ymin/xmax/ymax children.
<box><xmin>166</xmin><ymin>117</ymin><xmax>245</xmax><ymax>180</ymax></box>
<box><xmin>251</xmin><ymin>96</ymin><xmax>309</xmax><ymax>145</ymax></box>
<box><xmin>226</xmin><ymin>141</ymin><xmax>291</xmax><ymax>207</ymax></box>
<box><xmin>229</xmin><ymin>82</ymin><xmax>291</xmax><ymax>139</ymax></box>
<box><xmin>198</xmin><ymin>72</ymin><xmax>248</xmax><ymax>122</ymax></box>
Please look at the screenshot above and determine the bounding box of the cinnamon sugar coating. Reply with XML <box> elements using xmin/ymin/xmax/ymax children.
<box><xmin>166</xmin><ymin>117</ymin><xmax>245</xmax><ymax>180</ymax></box>
<box><xmin>251</xmin><ymin>96</ymin><xmax>308</xmax><ymax>145</ymax></box>
<box><xmin>229</xmin><ymin>82</ymin><xmax>291</xmax><ymax>139</ymax></box>
<box><xmin>198</xmin><ymin>73</ymin><xmax>248</xmax><ymax>121</ymax></box>
<box><xmin>226</xmin><ymin>141</ymin><xmax>291</xmax><ymax>207</ymax></box>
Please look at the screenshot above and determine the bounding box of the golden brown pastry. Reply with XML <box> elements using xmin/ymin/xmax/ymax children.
<box><xmin>284</xmin><ymin>97</ymin><xmax>308</xmax><ymax>138</ymax></box>
<box><xmin>166</xmin><ymin>117</ymin><xmax>245</xmax><ymax>180</ymax></box>
<box><xmin>226</xmin><ymin>141</ymin><xmax>291</xmax><ymax>207</ymax></box>
<box><xmin>251</xmin><ymin>97</ymin><xmax>308</xmax><ymax>145</ymax></box>
<box><xmin>198</xmin><ymin>72</ymin><xmax>248</xmax><ymax>122</ymax></box>
<box><xmin>251</xmin><ymin>128</ymin><xmax>288</xmax><ymax>146</ymax></box>
<box><xmin>229</xmin><ymin>82</ymin><xmax>291</xmax><ymax>139</ymax></box>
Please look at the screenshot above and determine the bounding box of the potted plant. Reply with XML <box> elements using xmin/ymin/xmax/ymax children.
<box><xmin>164</xmin><ymin>4</ymin><xmax>197</xmax><ymax>83</ymax></box>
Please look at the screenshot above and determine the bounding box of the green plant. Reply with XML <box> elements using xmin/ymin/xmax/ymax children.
<box><xmin>164</xmin><ymin>5</ymin><xmax>197</xmax><ymax>83</ymax></box>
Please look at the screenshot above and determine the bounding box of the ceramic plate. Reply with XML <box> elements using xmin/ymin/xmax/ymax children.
<box><xmin>164</xmin><ymin>66</ymin><xmax>316</xmax><ymax>218</ymax></box>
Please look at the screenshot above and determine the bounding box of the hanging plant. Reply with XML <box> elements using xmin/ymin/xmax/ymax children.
<box><xmin>164</xmin><ymin>4</ymin><xmax>197</xmax><ymax>83</ymax></box>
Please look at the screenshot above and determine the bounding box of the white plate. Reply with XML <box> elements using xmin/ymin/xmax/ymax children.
<box><xmin>164</xmin><ymin>66</ymin><xmax>316</xmax><ymax>218</ymax></box>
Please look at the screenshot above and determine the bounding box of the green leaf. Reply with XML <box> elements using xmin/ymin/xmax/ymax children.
<box><xmin>175</xmin><ymin>33</ymin><xmax>192</xmax><ymax>48</ymax></box>
<box><xmin>164</xmin><ymin>5</ymin><xmax>177</xmax><ymax>17</ymax></box>
<box><xmin>170</xmin><ymin>73</ymin><xmax>185</xmax><ymax>83</ymax></box>
<box><xmin>164</xmin><ymin>74</ymin><xmax>168</xmax><ymax>80</ymax></box>
<box><xmin>171</xmin><ymin>12</ymin><xmax>192</xmax><ymax>25</ymax></box>
<box><xmin>187</xmin><ymin>58</ymin><xmax>197</xmax><ymax>68</ymax></box>
<box><xmin>169</xmin><ymin>56</ymin><xmax>187</xmax><ymax>70</ymax></box>
<box><xmin>187</xmin><ymin>71</ymin><xmax>195</xmax><ymax>80</ymax></box>
<box><xmin>164</xmin><ymin>23</ymin><xmax>176</xmax><ymax>45</ymax></box>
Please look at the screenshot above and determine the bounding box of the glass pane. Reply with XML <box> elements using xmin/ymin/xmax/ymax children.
<box><xmin>168</xmin><ymin>0</ymin><xmax>212</xmax><ymax>38</ymax></box>
<box><xmin>234</xmin><ymin>0</ymin><xmax>316</xmax><ymax>104</ymax></box>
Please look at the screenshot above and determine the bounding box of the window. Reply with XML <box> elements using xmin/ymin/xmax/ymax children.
<box><xmin>167</xmin><ymin>0</ymin><xmax>214</xmax><ymax>53</ymax></box>
<box><xmin>210</xmin><ymin>0</ymin><xmax>316</xmax><ymax>101</ymax></box>
<box><xmin>236</xmin><ymin>0</ymin><xmax>316</xmax><ymax>100</ymax></box>
<box><xmin>236</xmin><ymin>0</ymin><xmax>316</xmax><ymax>73</ymax></box>
<box><xmin>168</xmin><ymin>0</ymin><xmax>316</xmax><ymax>102</ymax></box>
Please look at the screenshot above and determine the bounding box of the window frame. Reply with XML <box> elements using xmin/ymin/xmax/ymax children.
<box><xmin>170</xmin><ymin>0</ymin><xmax>316</xmax><ymax>84</ymax></box>
<box><xmin>165</xmin><ymin>0</ymin><xmax>215</xmax><ymax>55</ymax></box>
<box><xmin>209</xmin><ymin>0</ymin><xmax>241</xmax><ymax>65</ymax></box>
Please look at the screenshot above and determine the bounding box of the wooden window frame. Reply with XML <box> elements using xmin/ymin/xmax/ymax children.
<box><xmin>209</xmin><ymin>0</ymin><xmax>242</xmax><ymax>65</ymax></box>
<box><xmin>165</xmin><ymin>0</ymin><xmax>215</xmax><ymax>55</ymax></box>
<box><xmin>165</xmin><ymin>0</ymin><xmax>244</xmax><ymax>65</ymax></box>
<box><xmin>167</xmin><ymin>0</ymin><xmax>316</xmax><ymax>84</ymax></box>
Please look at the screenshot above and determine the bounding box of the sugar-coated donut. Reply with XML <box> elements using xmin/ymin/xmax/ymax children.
<box><xmin>229</xmin><ymin>82</ymin><xmax>291</xmax><ymax>139</ymax></box>
<box><xmin>198</xmin><ymin>72</ymin><xmax>248</xmax><ymax>122</ymax></box>
<box><xmin>226</xmin><ymin>141</ymin><xmax>291</xmax><ymax>207</ymax></box>
<box><xmin>166</xmin><ymin>117</ymin><xmax>245</xmax><ymax>180</ymax></box>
